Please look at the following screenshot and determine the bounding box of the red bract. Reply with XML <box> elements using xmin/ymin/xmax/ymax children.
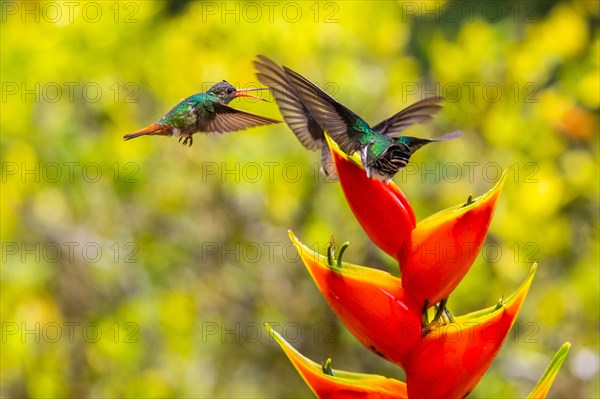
<box><xmin>266</xmin><ymin>324</ymin><xmax>408</xmax><ymax>399</ymax></box>
<box><xmin>404</xmin><ymin>264</ymin><xmax>536</xmax><ymax>399</ymax></box>
<box><xmin>399</xmin><ymin>173</ymin><xmax>506</xmax><ymax>307</ymax></box>
<box><xmin>289</xmin><ymin>231</ymin><xmax>421</xmax><ymax>366</ymax></box>
<box><xmin>328</xmin><ymin>136</ymin><xmax>416</xmax><ymax>259</ymax></box>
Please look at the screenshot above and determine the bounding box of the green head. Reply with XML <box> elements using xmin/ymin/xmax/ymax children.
<box><xmin>208</xmin><ymin>80</ymin><xmax>268</xmax><ymax>104</ymax></box>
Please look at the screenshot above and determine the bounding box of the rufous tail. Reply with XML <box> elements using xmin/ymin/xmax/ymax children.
<box><xmin>123</xmin><ymin>123</ymin><xmax>171</xmax><ymax>141</ymax></box>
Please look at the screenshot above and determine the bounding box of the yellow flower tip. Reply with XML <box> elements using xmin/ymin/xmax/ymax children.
<box><xmin>530</xmin><ymin>261</ymin><xmax>538</xmax><ymax>277</ymax></box>
<box><xmin>265</xmin><ymin>323</ymin><xmax>318</xmax><ymax>369</ymax></box>
<box><xmin>527</xmin><ymin>341</ymin><xmax>571</xmax><ymax>399</ymax></box>
<box><xmin>287</xmin><ymin>229</ymin><xmax>296</xmax><ymax>242</ymax></box>
<box><xmin>323</xmin><ymin>131</ymin><xmax>335</xmax><ymax>149</ymax></box>
<box><xmin>418</xmin><ymin>167</ymin><xmax>508</xmax><ymax>229</ymax></box>
<box><xmin>288</xmin><ymin>230</ymin><xmax>313</xmax><ymax>260</ymax></box>
<box><xmin>288</xmin><ymin>229</ymin><xmax>307</xmax><ymax>260</ymax></box>
<box><xmin>324</xmin><ymin>132</ymin><xmax>363</xmax><ymax>166</ymax></box>
<box><xmin>288</xmin><ymin>229</ymin><xmax>315</xmax><ymax>263</ymax></box>
<box><xmin>288</xmin><ymin>229</ymin><xmax>302</xmax><ymax>248</ymax></box>
<box><xmin>454</xmin><ymin>263</ymin><xmax>537</xmax><ymax>323</ymax></box>
<box><xmin>265</xmin><ymin>324</ymin><xmax>288</xmax><ymax>356</ymax></box>
<box><xmin>468</xmin><ymin>168</ymin><xmax>508</xmax><ymax>208</ymax></box>
<box><xmin>553</xmin><ymin>342</ymin><xmax>571</xmax><ymax>363</ymax></box>
<box><xmin>498</xmin><ymin>168</ymin><xmax>508</xmax><ymax>188</ymax></box>
<box><xmin>491</xmin><ymin>262</ymin><xmax>536</xmax><ymax>316</ymax></box>
<box><xmin>486</xmin><ymin>168</ymin><xmax>508</xmax><ymax>199</ymax></box>
<box><xmin>505</xmin><ymin>262</ymin><xmax>537</xmax><ymax>306</ymax></box>
<box><xmin>265</xmin><ymin>323</ymin><xmax>288</xmax><ymax>349</ymax></box>
<box><xmin>264</xmin><ymin>322</ymin><xmax>274</xmax><ymax>335</ymax></box>
<box><xmin>264</xmin><ymin>324</ymin><xmax>327</xmax><ymax>399</ymax></box>
<box><xmin>265</xmin><ymin>323</ymin><xmax>285</xmax><ymax>349</ymax></box>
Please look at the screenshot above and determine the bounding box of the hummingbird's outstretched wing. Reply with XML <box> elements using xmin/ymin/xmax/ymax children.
<box><xmin>254</xmin><ymin>55</ymin><xmax>324</xmax><ymax>151</ymax></box>
<box><xmin>196</xmin><ymin>104</ymin><xmax>281</xmax><ymax>134</ymax></box>
<box><xmin>282</xmin><ymin>66</ymin><xmax>367</xmax><ymax>155</ymax></box>
<box><xmin>372</xmin><ymin>96</ymin><xmax>444</xmax><ymax>137</ymax></box>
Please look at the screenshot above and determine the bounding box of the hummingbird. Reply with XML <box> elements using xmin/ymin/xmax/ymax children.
<box><xmin>256</xmin><ymin>56</ymin><xmax>460</xmax><ymax>182</ymax></box>
<box><xmin>123</xmin><ymin>80</ymin><xmax>281</xmax><ymax>147</ymax></box>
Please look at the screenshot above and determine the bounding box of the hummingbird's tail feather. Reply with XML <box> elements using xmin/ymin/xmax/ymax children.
<box><xmin>433</xmin><ymin>130</ymin><xmax>462</xmax><ymax>141</ymax></box>
<box><xmin>123</xmin><ymin>123</ymin><xmax>172</xmax><ymax>141</ymax></box>
<box><xmin>395</xmin><ymin>130</ymin><xmax>462</xmax><ymax>153</ymax></box>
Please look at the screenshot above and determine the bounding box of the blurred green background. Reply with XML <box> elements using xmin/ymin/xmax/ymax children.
<box><xmin>1</xmin><ymin>0</ymin><xmax>598</xmax><ymax>397</ymax></box>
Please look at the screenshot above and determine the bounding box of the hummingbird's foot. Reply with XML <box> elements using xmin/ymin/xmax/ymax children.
<box><xmin>180</xmin><ymin>136</ymin><xmax>193</xmax><ymax>147</ymax></box>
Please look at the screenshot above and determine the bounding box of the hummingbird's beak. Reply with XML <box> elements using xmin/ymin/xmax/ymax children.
<box><xmin>235</xmin><ymin>87</ymin><xmax>270</xmax><ymax>101</ymax></box>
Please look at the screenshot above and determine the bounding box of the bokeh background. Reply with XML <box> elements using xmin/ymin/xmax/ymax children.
<box><xmin>1</xmin><ymin>0</ymin><xmax>598</xmax><ymax>397</ymax></box>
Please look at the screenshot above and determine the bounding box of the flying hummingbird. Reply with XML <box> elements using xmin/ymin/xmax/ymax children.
<box><xmin>256</xmin><ymin>57</ymin><xmax>460</xmax><ymax>182</ymax></box>
<box><xmin>123</xmin><ymin>80</ymin><xmax>281</xmax><ymax>147</ymax></box>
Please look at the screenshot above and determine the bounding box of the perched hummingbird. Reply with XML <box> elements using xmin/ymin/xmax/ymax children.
<box><xmin>256</xmin><ymin>56</ymin><xmax>460</xmax><ymax>182</ymax></box>
<box><xmin>123</xmin><ymin>81</ymin><xmax>281</xmax><ymax>147</ymax></box>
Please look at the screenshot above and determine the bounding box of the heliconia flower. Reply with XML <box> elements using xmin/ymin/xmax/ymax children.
<box><xmin>326</xmin><ymin>135</ymin><xmax>416</xmax><ymax>259</ymax></box>
<box><xmin>273</xmin><ymin>133</ymin><xmax>569</xmax><ymax>398</ymax></box>
<box><xmin>399</xmin><ymin>172</ymin><xmax>507</xmax><ymax>307</ymax></box>
<box><xmin>404</xmin><ymin>264</ymin><xmax>537</xmax><ymax>399</ymax></box>
<box><xmin>289</xmin><ymin>230</ymin><xmax>421</xmax><ymax>367</ymax></box>
<box><xmin>265</xmin><ymin>324</ymin><xmax>408</xmax><ymax>399</ymax></box>
<box><xmin>527</xmin><ymin>342</ymin><xmax>571</xmax><ymax>399</ymax></box>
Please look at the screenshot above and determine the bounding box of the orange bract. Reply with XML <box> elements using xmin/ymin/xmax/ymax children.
<box><xmin>399</xmin><ymin>173</ymin><xmax>506</xmax><ymax>307</ymax></box>
<box><xmin>404</xmin><ymin>265</ymin><xmax>536</xmax><ymax>399</ymax></box>
<box><xmin>266</xmin><ymin>324</ymin><xmax>408</xmax><ymax>399</ymax></box>
<box><xmin>290</xmin><ymin>231</ymin><xmax>421</xmax><ymax>366</ymax></box>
